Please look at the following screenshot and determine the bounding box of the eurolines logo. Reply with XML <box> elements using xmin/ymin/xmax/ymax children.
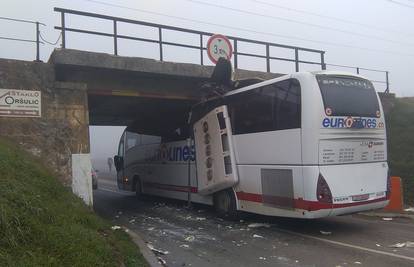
<box><xmin>148</xmin><ymin>144</ymin><xmax>196</xmax><ymax>162</ymax></box>
<box><xmin>322</xmin><ymin>116</ymin><xmax>384</xmax><ymax>129</ymax></box>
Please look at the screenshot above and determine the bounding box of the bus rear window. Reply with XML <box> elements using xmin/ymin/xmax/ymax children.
<box><xmin>316</xmin><ymin>75</ymin><xmax>380</xmax><ymax>117</ymax></box>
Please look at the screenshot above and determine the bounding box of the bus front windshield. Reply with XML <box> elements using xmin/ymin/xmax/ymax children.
<box><xmin>316</xmin><ymin>75</ymin><xmax>380</xmax><ymax>117</ymax></box>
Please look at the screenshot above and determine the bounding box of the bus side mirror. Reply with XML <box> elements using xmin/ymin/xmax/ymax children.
<box><xmin>114</xmin><ymin>155</ymin><xmax>123</xmax><ymax>172</ymax></box>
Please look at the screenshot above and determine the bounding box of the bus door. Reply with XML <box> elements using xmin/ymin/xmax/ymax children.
<box><xmin>114</xmin><ymin>132</ymin><xmax>125</xmax><ymax>190</ymax></box>
<box><xmin>193</xmin><ymin>105</ymin><xmax>239</xmax><ymax>195</ymax></box>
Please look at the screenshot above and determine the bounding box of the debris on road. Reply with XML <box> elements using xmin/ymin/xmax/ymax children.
<box><xmin>147</xmin><ymin>227</ymin><xmax>155</xmax><ymax>231</ymax></box>
<box><xmin>253</xmin><ymin>234</ymin><xmax>264</xmax><ymax>238</ymax></box>
<box><xmin>110</xmin><ymin>225</ymin><xmax>121</xmax><ymax>230</ymax></box>
<box><xmin>196</xmin><ymin>217</ymin><xmax>206</xmax><ymax>221</ymax></box>
<box><xmin>277</xmin><ymin>256</ymin><xmax>289</xmax><ymax>262</ymax></box>
<box><xmin>157</xmin><ymin>256</ymin><xmax>167</xmax><ymax>266</ymax></box>
<box><xmin>382</xmin><ymin>217</ymin><xmax>393</xmax><ymax>221</ymax></box>
<box><xmin>147</xmin><ymin>244</ymin><xmax>169</xmax><ymax>255</ymax></box>
<box><xmin>129</xmin><ymin>219</ymin><xmax>136</xmax><ymax>223</ymax></box>
<box><xmin>389</xmin><ymin>242</ymin><xmax>406</xmax><ymax>248</ymax></box>
<box><xmin>248</xmin><ymin>223</ymin><xmax>271</xmax><ymax>228</ymax></box>
<box><xmin>404</xmin><ymin>207</ymin><xmax>414</xmax><ymax>212</ymax></box>
<box><xmin>389</xmin><ymin>241</ymin><xmax>414</xmax><ymax>248</ymax></box>
<box><xmin>320</xmin><ymin>230</ymin><xmax>332</xmax><ymax>235</ymax></box>
<box><xmin>354</xmin><ymin>261</ymin><xmax>362</xmax><ymax>264</ymax></box>
<box><xmin>180</xmin><ymin>244</ymin><xmax>190</xmax><ymax>248</ymax></box>
<box><xmin>124</xmin><ymin>229</ymin><xmax>129</xmax><ymax>233</ymax></box>
<box><xmin>375</xmin><ymin>244</ymin><xmax>381</xmax><ymax>247</ymax></box>
<box><xmin>185</xmin><ymin>235</ymin><xmax>195</xmax><ymax>242</ymax></box>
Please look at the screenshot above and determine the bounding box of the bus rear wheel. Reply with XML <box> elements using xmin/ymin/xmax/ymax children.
<box><xmin>213</xmin><ymin>189</ymin><xmax>237</xmax><ymax>219</ymax></box>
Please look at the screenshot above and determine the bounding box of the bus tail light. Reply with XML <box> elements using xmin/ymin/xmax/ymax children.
<box><xmin>386</xmin><ymin>174</ymin><xmax>391</xmax><ymax>199</ymax></box>
<box><xmin>317</xmin><ymin>174</ymin><xmax>332</xmax><ymax>204</ymax></box>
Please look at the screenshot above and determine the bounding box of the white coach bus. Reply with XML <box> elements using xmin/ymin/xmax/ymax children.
<box><xmin>114</xmin><ymin>71</ymin><xmax>390</xmax><ymax>219</ymax></box>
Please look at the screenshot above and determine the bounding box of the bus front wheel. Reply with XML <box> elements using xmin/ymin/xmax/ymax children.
<box><xmin>213</xmin><ymin>189</ymin><xmax>237</xmax><ymax>218</ymax></box>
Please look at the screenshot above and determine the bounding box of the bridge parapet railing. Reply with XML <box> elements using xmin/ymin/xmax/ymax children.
<box><xmin>54</xmin><ymin>7</ymin><xmax>326</xmax><ymax>73</ymax></box>
<box><xmin>53</xmin><ymin>7</ymin><xmax>390</xmax><ymax>92</ymax></box>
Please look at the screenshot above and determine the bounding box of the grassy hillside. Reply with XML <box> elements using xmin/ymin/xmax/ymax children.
<box><xmin>387</xmin><ymin>97</ymin><xmax>414</xmax><ymax>205</ymax></box>
<box><xmin>0</xmin><ymin>139</ymin><xmax>147</xmax><ymax>266</ymax></box>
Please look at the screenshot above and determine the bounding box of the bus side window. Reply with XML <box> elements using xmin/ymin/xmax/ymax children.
<box><xmin>141</xmin><ymin>135</ymin><xmax>161</xmax><ymax>145</ymax></box>
<box><xmin>228</xmin><ymin>78</ymin><xmax>301</xmax><ymax>135</ymax></box>
<box><xmin>272</xmin><ymin>79</ymin><xmax>301</xmax><ymax>130</ymax></box>
<box><xmin>125</xmin><ymin>131</ymin><xmax>140</xmax><ymax>151</ymax></box>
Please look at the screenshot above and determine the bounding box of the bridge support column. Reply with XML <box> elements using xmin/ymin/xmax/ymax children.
<box><xmin>0</xmin><ymin>59</ymin><xmax>93</xmax><ymax>205</ymax></box>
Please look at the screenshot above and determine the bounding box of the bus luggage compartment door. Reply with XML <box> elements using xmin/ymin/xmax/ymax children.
<box><xmin>193</xmin><ymin>105</ymin><xmax>239</xmax><ymax>195</ymax></box>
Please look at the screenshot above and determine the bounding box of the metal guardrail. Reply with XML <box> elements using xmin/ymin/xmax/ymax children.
<box><xmin>326</xmin><ymin>63</ymin><xmax>389</xmax><ymax>93</ymax></box>
<box><xmin>53</xmin><ymin>7</ymin><xmax>326</xmax><ymax>73</ymax></box>
<box><xmin>0</xmin><ymin>16</ymin><xmax>45</xmax><ymax>62</ymax></box>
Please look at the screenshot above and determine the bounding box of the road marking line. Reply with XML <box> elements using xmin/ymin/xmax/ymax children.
<box><xmin>277</xmin><ymin>228</ymin><xmax>414</xmax><ymax>262</ymax></box>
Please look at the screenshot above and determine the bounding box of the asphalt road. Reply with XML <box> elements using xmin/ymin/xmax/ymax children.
<box><xmin>94</xmin><ymin>172</ymin><xmax>414</xmax><ymax>267</ymax></box>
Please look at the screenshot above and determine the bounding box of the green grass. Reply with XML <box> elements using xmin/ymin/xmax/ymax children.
<box><xmin>0</xmin><ymin>139</ymin><xmax>147</xmax><ymax>266</ymax></box>
<box><xmin>387</xmin><ymin>97</ymin><xmax>414</xmax><ymax>205</ymax></box>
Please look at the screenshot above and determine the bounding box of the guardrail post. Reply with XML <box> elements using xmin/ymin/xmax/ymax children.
<box><xmin>386</xmin><ymin>71</ymin><xmax>390</xmax><ymax>93</ymax></box>
<box><xmin>234</xmin><ymin>39</ymin><xmax>238</xmax><ymax>69</ymax></box>
<box><xmin>113</xmin><ymin>20</ymin><xmax>118</xmax><ymax>55</ymax></box>
<box><xmin>35</xmin><ymin>21</ymin><xmax>40</xmax><ymax>62</ymax></box>
<box><xmin>321</xmin><ymin>52</ymin><xmax>326</xmax><ymax>70</ymax></box>
<box><xmin>200</xmin><ymin>34</ymin><xmax>203</xmax><ymax>65</ymax></box>
<box><xmin>295</xmin><ymin>48</ymin><xmax>299</xmax><ymax>72</ymax></box>
<box><xmin>61</xmin><ymin>12</ymin><xmax>66</xmax><ymax>48</ymax></box>
<box><xmin>266</xmin><ymin>44</ymin><xmax>270</xmax><ymax>72</ymax></box>
<box><xmin>356</xmin><ymin>67</ymin><xmax>360</xmax><ymax>74</ymax></box>
<box><xmin>158</xmin><ymin>27</ymin><xmax>163</xmax><ymax>61</ymax></box>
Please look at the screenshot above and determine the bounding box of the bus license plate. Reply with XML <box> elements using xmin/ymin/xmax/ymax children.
<box><xmin>352</xmin><ymin>194</ymin><xmax>369</xmax><ymax>201</ymax></box>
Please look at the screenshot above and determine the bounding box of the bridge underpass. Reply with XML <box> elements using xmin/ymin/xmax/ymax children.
<box><xmin>51</xmin><ymin>49</ymin><xmax>280</xmax><ymax>136</ymax></box>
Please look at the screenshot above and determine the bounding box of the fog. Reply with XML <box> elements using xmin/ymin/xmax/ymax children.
<box><xmin>89</xmin><ymin>126</ymin><xmax>125</xmax><ymax>172</ymax></box>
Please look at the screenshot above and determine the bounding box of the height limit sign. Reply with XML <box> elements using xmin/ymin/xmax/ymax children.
<box><xmin>207</xmin><ymin>34</ymin><xmax>233</xmax><ymax>64</ymax></box>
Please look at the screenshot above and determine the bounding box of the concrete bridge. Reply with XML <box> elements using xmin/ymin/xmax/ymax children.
<box><xmin>0</xmin><ymin>49</ymin><xmax>279</xmax><ymax>204</ymax></box>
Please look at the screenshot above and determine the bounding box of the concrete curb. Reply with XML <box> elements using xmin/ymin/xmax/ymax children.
<box><xmin>124</xmin><ymin>227</ymin><xmax>160</xmax><ymax>267</ymax></box>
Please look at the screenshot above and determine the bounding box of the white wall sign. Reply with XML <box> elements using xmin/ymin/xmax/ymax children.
<box><xmin>0</xmin><ymin>89</ymin><xmax>41</xmax><ymax>117</ymax></box>
<box><xmin>207</xmin><ymin>34</ymin><xmax>233</xmax><ymax>64</ymax></box>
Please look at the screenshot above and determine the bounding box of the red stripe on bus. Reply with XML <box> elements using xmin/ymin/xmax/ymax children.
<box><xmin>144</xmin><ymin>182</ymin><xmax>198</xmax><ymax>193</ymax></box>
<box><xmin>236</xmin><ymin>191</ymin><xmax>387</xmax><ymax>211</ymax></box>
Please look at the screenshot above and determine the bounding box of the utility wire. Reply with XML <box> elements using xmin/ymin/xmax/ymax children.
<box><xmin>74</xmin><ymin>0</ymin><xmax>414</xmax><ymax>57</ymax></box>
<box><xmin>387</xmin><ymin>0</ymin><xmax>414</xmax><ymax>8</ymax></box>
<box><xmin>0</xmin><ymin>36</ymin><xmax>42</xmax><ymax>43</ymax></box>
<box><xmin>185</xmin><ymin>0</ymin><xmax>414</xmax><ymax>47</ymax></box>
<box><xmin>39</xmin><ymin>32</ymin><xmax>62</xmax><ymax>45</ymax></box>
<box><xmin>250</xmin><ymin>0</ymin><xmax>414</xmax><ymax>37</ymax></box>
<box><xmin>0</xmin><ymin>16</ymin><xmax>45</xmax><ymax>25</ymax></box>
